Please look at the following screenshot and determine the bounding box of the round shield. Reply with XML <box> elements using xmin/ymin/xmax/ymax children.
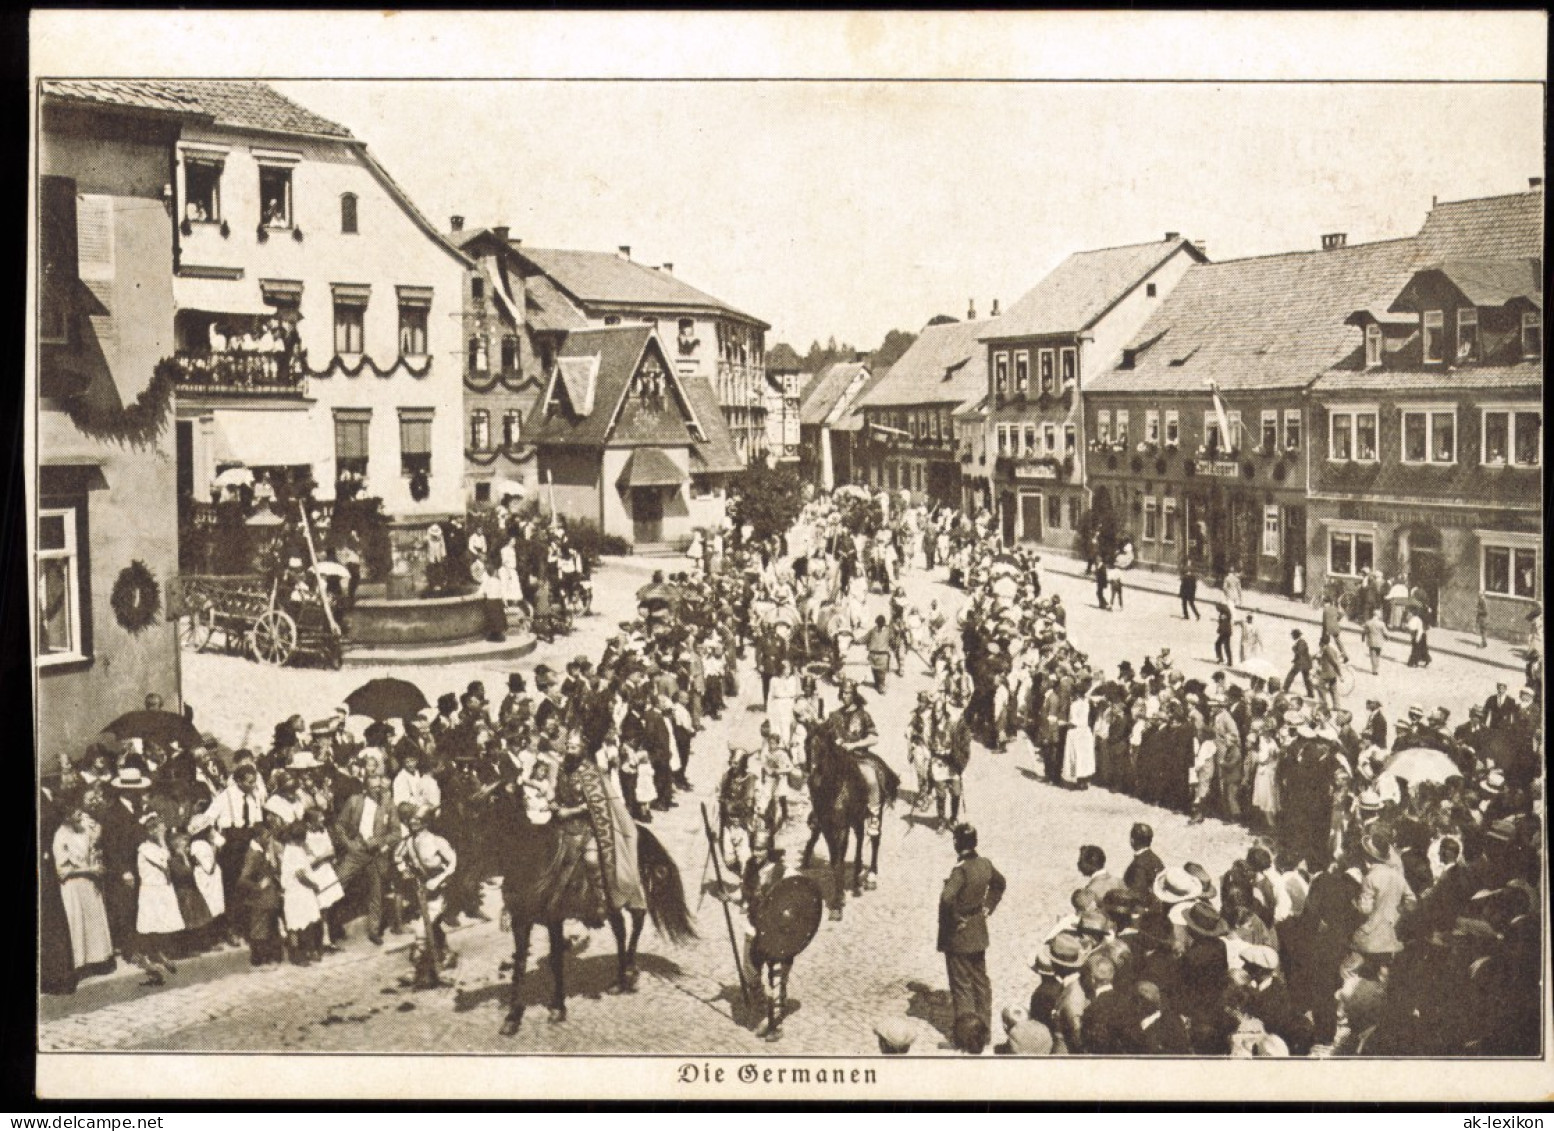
<box><xmin>754</xmin><ymin>875</ymin><xmax>825</xmax><ymax>960</ymax></box>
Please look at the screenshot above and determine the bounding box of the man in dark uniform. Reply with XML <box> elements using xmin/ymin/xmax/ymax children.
<box><xmin>741</xmin><ymin>845</ymin><xmax>794</xmax><ymax>1041</ymax></box>
<box><xmin>436</xmin><ymin>749</ymin><xmax>490</xmax><ymax>923</ymax></box>
<box><xmin>937</xmin><ymin>824</ymin><xmax>1006</xmax><ymax>1054</ymax></box>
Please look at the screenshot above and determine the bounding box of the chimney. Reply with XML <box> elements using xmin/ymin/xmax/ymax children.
<box><xmin>990</xmin><ymin>299</ymin><xmax>1001</xmax><ymax>317</ymax></box>
<box><xmin>967</xmin><ymin>299</ymin><xmax>977</xmax><ymax>320</ymax></box>
<box><xmin>450</xmin><ymin>215</ymin><xmax>465</xmax><ymax>232</ymax></box>
<box><xmin>618</xmin><ymin>245</ymin><xmax>632</xmax><ymax>261</ymax></box>
<box><xmin>1165</xmin><ymin>231</ymin><xmax>1181</xmax><ymax>241</ymax></box>
<box><xmin>492</xmin><ymin>225</ymin><xmax>509</xmax><ymax>244</ymax></box>
<box><xmin>1321</xmin><ymin>233</ymin><xmax>1348</xmax><ymax>251</ymax></box>
<box><xmin>1191</xmin><ymin>240</ymin><xmax>1209</xmax><ymax>260</ymax></box>
<box><xmin>1531</xmin><ymin>177</ymin><xmax>1544</xmax><ymax>190</ymax></box>
<box><xmin>660</xmin><ymin>263</ymin><xmax>673</xmax><ymax>275</ymax></box>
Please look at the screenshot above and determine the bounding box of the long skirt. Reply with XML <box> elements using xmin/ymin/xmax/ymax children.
<box><xmin>1407</xmin><ymin>634</ymin><xmax>1431</xmax><ymax>666</ymax></box>
<box><xmin>1062</xmin><ymin>726</ymin><xmax>1096</xmax><ymax>783</ymax></box>
<box><xmin>59</xmin><ymin>877</ymin><xmax>114</xmax><ymax>969</ymax></box>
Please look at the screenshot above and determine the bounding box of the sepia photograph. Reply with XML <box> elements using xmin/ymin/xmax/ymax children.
<box><xmin>27</xmin><ymin>9</ymin><xmax>1550</xmax><ymax>1103</ymax></box>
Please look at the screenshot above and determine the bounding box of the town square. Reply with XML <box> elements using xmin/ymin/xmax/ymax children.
<box><xmin>30</xmin><ymin>27</ymin><xmax>1545</xmax><ymax>1081</ymax></box>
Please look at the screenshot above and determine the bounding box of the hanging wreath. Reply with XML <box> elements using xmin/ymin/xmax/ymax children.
<box><xmin>110</xmin><ymin>559</ymin><xmax>161</xmax><ymax>633</ymax></box>
<box><xmin>65</xmin><ymin>365</ymin><xmax>175</xmax><ymax>448</ymax></box>
<box><xmin>409</xmin><ymin>470</ymin><xmax>431</xmax><ymax>502</ymax></box>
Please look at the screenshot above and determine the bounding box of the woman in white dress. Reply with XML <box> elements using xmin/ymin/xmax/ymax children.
<box><xmin>135</xmin><ymin>813</ymin><xmax>184</xmax><ymax>981</ymax></box>
<box><xmin>766</xmin><ymin>658</ymin><xmax>800</xmax><ymax>748</ymax></box>
<box><xmin>278</xmin><ymin>822</ymin><xmax>322</xmax><ymax>965</ymax></box>
<box><xmin>302</xmin><ymin>806</ymin><xmax>344</xmax><ymax>948</ymax></box>
<box><xmin>1249</xmin><ymin>720</ymin><xmax>1281</xmax><ymax>830</ymax></box>
<box><xmin>53</xmin><ymin>805</ymin><xmax>113</xmax><ymax>972</ymax></box>
<box><xmin>186</xmin><ymin>813</ymin><xmax>230</xmax><ymax>944</ymax></box>
<box><xmin>1061</xmin><ymin>679</ymin><xmax>1097</xmax><ymax>789</ymax></box>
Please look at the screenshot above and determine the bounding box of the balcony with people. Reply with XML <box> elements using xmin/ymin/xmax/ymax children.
<box><xmin>165</xmin><ymin>310</ymin><xmax>307</xmax><ymax>397</ymax></box>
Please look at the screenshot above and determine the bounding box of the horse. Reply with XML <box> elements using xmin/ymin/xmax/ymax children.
<box><xmin>800</xmin><ymin>724</ymin><xmax>900</xmax><ymax>919</ymax></box>
<box><xmin>493</xmin><ymin>783</ymin><xmax>694</xmax><ymax>1035</ymax></box>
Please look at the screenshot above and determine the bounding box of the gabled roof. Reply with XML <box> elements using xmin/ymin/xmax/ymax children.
<box><xmin>679</xmin><ymin>371</ymin><xmax>746</xmax><ymax>475</ymax></box>
<box><xmin>41</xmin><ymin>79</ymin><xmax>353</xmax><ymax>138</ymax></box>
<box><xmin>1089</xmin><ymin>237</ymin><xmax>1425</xmax><ymax>395</ymax></box>
<box><xmin>515</xmin><ymin>247</ymin><xmax>768</xmax><ymax>328</ymax></box>
<box><xmin>1417</xmin><ymin>190</ymin><xmax>1544</xmax><ymax>261</ymax></box>
<box><xmin>799</xmin><ymin>361</ymin><xmax>869</xmax><ymax>426</ymax></box>
<box><xmin>527</xmin><ymin>325</ymin><xmax>658</xmax><ymax>447</ymax></box>
<box><xmin>835</xmin><ymin>366</ymin><xmax>894</xmax><ymax>431</ymax></box>
<box><xmin>983</xmin><ymin>238</ymin><xmax>1204</xmax><ymax>342</ymax></box>
<box><xmin>1389</xmin><ymin>259</ymin><xmax>1543</xmax><ymax>312</ymax></box>
<box><xmin>856</xmin><ymin>318</ymin><xmax>994</xmax><ymax>410</ymax></box>
<box><xmin>766</xmin><ymin>342</ymin><xmax>804</xmax><ymax>372</ymax></box>
<box><xmin>525</xmin><ymin>274</ymin><xmax>590</xmax><ymax>334</ymax></box>
<box><xmin>555</xmin><ymin>356</ymin><xmax>601</xmax><ymax>417</ymax></box>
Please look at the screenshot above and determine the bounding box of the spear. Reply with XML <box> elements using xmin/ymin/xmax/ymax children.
<box><xmin>699</xmin><ymin>801</ymin><xmax>751</xmax><ymax>1008</ymax></box>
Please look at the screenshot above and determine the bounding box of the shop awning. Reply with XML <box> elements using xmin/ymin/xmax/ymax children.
<box><xmin>617</xmin><ymin>447</ymin><xmax>686</xmax><ymax>488</ymax></box>
<box><xmin>213</xmin><ymin>409</ymin><xmax>316</xmax><ymax>467</ymax></box>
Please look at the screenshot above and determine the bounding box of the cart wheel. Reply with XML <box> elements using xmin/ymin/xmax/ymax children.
<box><xmin>181</xmin><ymin>604</ymin><xmax>216</xmax><ymax>652</ymax></box>
<box><xmin>249</xmin><ymin>609</ymin><xmax>298</xmax><ymax>666</ymax></box>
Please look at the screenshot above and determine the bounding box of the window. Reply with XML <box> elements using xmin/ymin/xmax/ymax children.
<box><xmin>1327</xmin><ymin>409</ymin><xmax>1380</xmax><ymax>462</ymax></box>
<box><xmin>1455</xmin><ymin>307</ymin><xmax>1478</xmax><ymax>363</ymax></box>
<box><xmin>259</xmin><ymin>165</ymin><xmax>292</xmax><ymax>228</ymax></box>
<box><xmin>1064</xmin><ymin>424</ymin><xmax>1076</xmax><ymax>455</ymax></box>
<box><xmin>1032</xmin><ymin>350</ymin><xmax>1051</xmax><ymax>394</ymax></box>
<box><xmin>474</xmin><ymin>481</ymin><xmax>492</xmax><ymax>504</ymax></box>
<box><xmin>1261</xmin><ymin>410</ymin><xmax>1278</xmax><ymax>452</ymax></box>
<box><xmin>470</xmin><ymin>410</ymin><xmax>490</xmax><ymax>451</ymax></box>
<box><xmin>468</xmin><ymin>335</ymin><xmax>489</xmax><ymax>373</ymax></box>
<box><xmin>1165</xmin><ymin>410</ymin><xmax>1180</xmax><ymax>445</ymax></box>
<box><xmin>333</xmin><ymin>301</ymin><xmax>364</xmax><ymax>355</ymax></box>
<box><xmin>340</xmin><ymin>193</ymin><xmax>358</xmax><ymax>234</ymax></box>
<box><xmin>1522</xmin><ymin>311</ymin><xmax>1542</xmax><ymax>359</ymax></box>
<box><xmin>997</xmin><ymin>424</ymin><xmax>1012</xmax><ymax>456</ymax></box>
<box><xmin>37</xmin><ymin>506</ymin><xmax>86</xmax><ymax>662</ymax></box>
<box><xmin>1115</xmin><ymin>410</ymin><xmax>1129</xmax><ymax>446</ymax></box>
<box><xmin>994</xmin><ymin>352</ymin><xmax>1009</xmax><ymax>394</ymax></box>
<box><xmin>1014</xmin><ymin>351</ymin><xmax>1030</xmax><ymax>393</ymax></box>
<box><xmin>1046</xmin><ymin>494</ymin><xmax>1062</xmax><ymax>529</ymax></box>
<box><xmin>1146</xmin><ymin>282</ymin><xmax>1158</xmax><ymax>298</ymax></box>
<box><xmin>1060</xmin><ymin>348</ymin><xmax>1077</xmax><ymax>385</ymax></box>
<box><xmin>398</xmin><ymin>304</ymin><xmax>428</xmax><ymax>356</ymax></box>
<box><xmin>1330</xmin><ymin>412</ymin><xmax>1353</xmax><ymax>460</ymax></box>
<box><xmin>1481</xmin><ymin>407</ymin><xmax>1541</xmax><ymax>468</ymax></box>
<box><xmin>1328</xmin><ymin>530</ymin><xmax>1373</xmax><ymax>577</ymax></box>
<box><xmin>1282</xmin><ymin>409</ymin><xmax>1301</xmax><ymax>452</ymax></box>
<box><xmin>1364</xmin><ymin>323</ymin><xmax>1383</xmax><ymax>368</ymax></box>
<box><xmin>500</xmin><ymin>335</ymin><xmax>518</xmax><ymax>372</ymax></box>
<box><xmin>1142</xmin><ymin>497</ymin><xmax>1159</xmax><ymax>541</ymax></box>
<box><xmin>184</xmin><ymin>159</ymin><xmax>222</xmax><ymax>223</ymax></box>
<box><xmin>399</xmin><ymin>408</ymin><xmax>433</xmax><ymax>477</ymax></box>
<box><xmin>1203</xmin><ymin>409</ymin><xmax>1241</xmax><ymax>451</ymax></box>
<box><xmin>1043</xmin><ymin>423</ymin><xmax>1057</xmax><ymax>453</ymax></box>
<box><xmin>1161</xmin><ymin>497</ymin><xmax>1177</xmax><ymax>544</ymax></box>
<box><xmin>1482</xmin><ymin>542</ymin><xmax>1538</xmax><ymax>600</ymax></box>
<box><xmin>1410</xmin><ymin>410</ymin><xmax>1456</xmax><ymax>463</ymax></box>
<box><xmin>1262</xmin><ymin>505</ymin><xmax>1280</xmax><ymax>557</ymax></box>
<box><xmin>1422</xmin><ymin>310</ymin><xmax>1444</xmax><ymax>363</ymax></box>
<box><xmin>603</xmin><ymin>315</ymin><xmax>621</xmax><ymax>326</ymax></box>
<box><xmin>334</xmin><ymin>409</ymin><xmax>370</xmax><ymax>483</ymax></box>
<box><xmin>1145</xmin><ymin>410</ymin><xmax>1160</xmax><ymax>444</ymax></box>
<box><xmin>1355</xmin><ymin>411</ymin><xmax>1377</xmax><ymax>461</ymax></box>
<box><xmin>1023</xmin><ymin>425</ymin><xmax>1037</xmax><ymax>457</ymax></box>
<box><xmin>1066</xmin><ymin>496</ymin><xmax>1080</xmax><ymax>528</ymax></box>
<box><xmin>1097</xmin><ymin>410</ymin><xmax>1112</xmax><ymax>444</ymax></box>
<box><xmin>471</xmin><ymin>275</ymin><xmax>485</xmax><ymax>301</ymax></box>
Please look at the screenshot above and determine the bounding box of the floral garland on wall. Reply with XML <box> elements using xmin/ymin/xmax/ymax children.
<box><xmin>63</xmin><ymin>365</ymin><xmax>176</xmax><ymax>448</ymax></box>
<box><xmin>109</xmin><ymin>559</ymin><xmax>161</xmax><ymax>633</ymax></box>
<box><xmin>304</xmin><ymin>353</ymin><xmax>435</xmax><ymax>380</ymax></box>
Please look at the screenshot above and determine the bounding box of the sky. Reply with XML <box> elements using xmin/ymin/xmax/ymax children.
<box><xmin>276</xmin><ymin>80</ymin><xmax>1545</xmax><ymax>351</ymax></box>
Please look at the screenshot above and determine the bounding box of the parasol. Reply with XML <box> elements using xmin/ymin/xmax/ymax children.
<box><xmin>491</xmin><ymin>477</ymin><xmax>527</xmax><ymax>500</ymax></box>
<box><xmin>1386</xmin><ymin>584</ymin><xmax>1409</xmax><ymax>601</ymax></box>
<box><xmin>1238</xmin><ymin>656</ymin><xmax>1281</xmax><ymax>681</ymax></box>
<box><xmin>312</xmin><ymin>561</ymin><xmax>351</xmax><ymax>580</ymax></box>
<box><xmin>990</xmin><ymin>575</ymin><xmax>1019</xmax><ymax>599</ymax></box>
<box><xmin>833</xmin><ymin>485</ymin><xmax>869</xmax><ymax>501</ymax></box>
<box><xmin>213</xmin><ymin>466</ymin><xmax>255</xmax><ymax>488</ymax></box>
<box><xmin>1381</xmin><ymin>746</ymin><xmax>1463</xmax><ymax>787</ymax></box>
<box><xmin>102</xmin><ymin>709</ymin><xmax>204</xmax><ymax>753</ymax></box>
<box><xmin>344</xmin><ymin>677</ymin><xmax>430</xmax><ymax>722</ymax></box>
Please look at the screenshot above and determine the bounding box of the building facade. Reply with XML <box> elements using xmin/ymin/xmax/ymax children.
<box><xmin>510</xmin><ymin>246</ymin><xmax>769</xmax><ymax>468</ymax></box>
<box><xmin>853</xmin><ymin>317</ymin><xmax>992</xmax><ymax>508</ymax></box>
<box><xmin>762</xmin><ymin>343</ymin><xmax>805</xmax><ymax>463</ymax></box>
<box><xmin>798</xmin><ymin>360</ymin><xmax>873</xmax><ymax>489</ymax></box>
<box><xmin>140</xmin><ymin>81</ymin><xmax>474</xmax><ymax>520</ymax></box>
<box><xmin>1307</xmin><ymin>254</ymin><xmax>1542</xmax><ymax>639</ymax></box>
<box><xmin>527</xmin><ymin>326</ymin><xmax>742</xmax><ymax>546</ymax></box>
<box><xmin>36</xmin><ymin>82</ymin><xmax>195</xmax><ymax>770</ymax></box>
<box><xmin>981</xmin><ymin>237</ymin><xmax>1205</xmax><ymax>551</ymax></box>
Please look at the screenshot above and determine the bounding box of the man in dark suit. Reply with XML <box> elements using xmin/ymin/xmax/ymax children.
<box><xmin>1079</xmin><ymin>953</ymin><xmax>1134</xmax><ymax>1052</ymax></box>
<box><xmin>938</xmin><ymin>824</ymin><xmax>1006</xmax><ymax>1053</ymax></box>
<box><xmin>1132</xmin><ymin>981</ymin><xmax>1191</xmax><ymax>1054</ymax></box>
<box><xmin>1282</xmin><ymin>628</ymin><xmax>1314</xmax><ymax>696</ymax></box>
<box><xmin>1178</xmin><ymin>565</ymin><xmax>1200</xmax><ymax>620</ymax></box>
<box><xmin>1483</xmin><ymin>682</ymin><xmax>1518</xmax><ymax>731</ymax></box>
<box><xmin>639</xmin><ymin>692</ymin><xmax>679</xmax><ymax>810</ymax></box>
<box><xmin>1122</xmin><ymin>822</ymin><xmax>1165</xmax><ymax>896</ymax></box>
<box><xmin>334</xmin><ymin>776</ymin><xmax>404</xmax><ymax>943</ymax></box>
<box><xmin>1363</xmin><ymin>698</ymin><xmax>1388</xmax><ymax>750</ymax></box>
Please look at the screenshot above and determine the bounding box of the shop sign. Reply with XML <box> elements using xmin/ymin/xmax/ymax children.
<box><xmin>1194</xmin><ymin>459</ymin><xmax>1241</xmax><ymax>478</ymax></box>
<box><xmin>1014</xmin><ymin>462</ymin><xmax>1058</xmax><ymax>480</ymax></box>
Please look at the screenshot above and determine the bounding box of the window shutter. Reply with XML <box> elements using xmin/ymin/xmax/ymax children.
<box><xmin>399</xmin><ymin>408</ymin><xmax>434</xmax><ymax>455</ymax></box>
<box><xmin>75</xmin><ymin>194</ymin><xmax>114</xmax><ymax>281</ymax></box>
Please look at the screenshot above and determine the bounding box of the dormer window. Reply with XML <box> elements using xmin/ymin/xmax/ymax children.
<box><xmin>1456</xmin><ymin>307</ymin><xmax>1479</xmax><ymax>363</ymax></box>
<box><xmin>1422</xmin><ymin>310</ymin><xmax>1444</xmax><ymax>363</ymax></box>
<box><xmin>1364</xmin><ymin>323</ymin><xmax>1383</xmax><ymax>368</ymax></box>
<box><xmin>1522</xmin><ymin>311</ymin><xmax>1542</xmax><ymax>359</ymax></box>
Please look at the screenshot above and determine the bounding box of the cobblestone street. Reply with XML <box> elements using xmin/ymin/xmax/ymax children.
<box><xmin>41</xmin><ymin>550</ymin><xmax>1518</xmax><ymax>1056</ymax></box>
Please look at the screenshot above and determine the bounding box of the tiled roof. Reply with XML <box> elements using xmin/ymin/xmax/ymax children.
<box><xmin>41</xmin><ymin>79</ymin><xmax>353</xmax><ymax>138</ymax></box>
<box><xmin>1089</xmin><ymin>237</ymin><xmax>1426</xmax><ymax>395</ymax></box>
<box><xmin>1311</xmin><ymin>364</ymin><xmax>1542</xmax><ymax>395</ymax></box>
<box><xmin>984</xmin><ymin>239</ymin><xmax>1202</xmax><ymax>341</ymax></box>
<box><xmin>836</xmin><ymin>366</ymin><xmax>895</xmax><ymax>431</ymax></box>
<box><xmin>556</xmin><ymin>355</ymin><xmax>600</xmax><ymax>418</ymax></box>
<box><xmin>517</xmin><ymin>247</ymin><xmax>767</xmax><ymax>328</ymax></box>
<box><xmin>679</xmin><ymin>371</ymin><xmax>745</xmax><ymax>475</ymax></box>
<box><xmin>766</xmin><ymin>342</ymin><xmax>804</xmax><ymax>372</ymax></box>
<box><xmin>855</xmin><ymin>318</ymin><xmax>994</xmax><ymax>409</ymax></box>
<box><xmin>527</xmin><ymin>325</ymin><xmax>656</xmax><ymax>447</ymax></box>
<box><xmin>1417</xmin><ymin>191</ymin><xmax>1543</xmax><ymax>260</ymax></box>
<box><xmin>952</xmin><ymin>394</ymin><xmax>989</xmax><ymax>419</ymax></box>
<box><xmin>525</xmin><ymin>274</ymin><xmax>589</xmax><ymax>333</ymax></box>
<box><xmin>1391</xmin><ymin>258</ymin><xmax>1542</xmax><ymax>311</ymax></box>
<box><xmin>799</xmin><ymin>361</ymin><xmax>869</xmax><ymax>426</ymax></box>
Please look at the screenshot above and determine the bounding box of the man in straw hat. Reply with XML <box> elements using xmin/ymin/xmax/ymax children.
<box><xmin>1349</xmin><ymin>828</ymin><xmax>1415</xmax><ymax>973</ymax></box>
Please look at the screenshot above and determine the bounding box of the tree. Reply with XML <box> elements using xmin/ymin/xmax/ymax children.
<box><xmin>925</xmin><ymin>314</ymin><xmax>960</xmax><ymax>327</ymax></box>
<box><xmin>870</xmin><ymin>328</ymin><xmax>918</xmax><ymax>370</ymax></box>
<box><xmin>728</xmin><ymin>457</ymin><xmax>805</xmax><ymax>543</ymax></box>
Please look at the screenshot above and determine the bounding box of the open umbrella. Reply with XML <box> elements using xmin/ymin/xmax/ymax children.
<box><xmin>344</xmin><ymin>677</ymin><xmax>429</xmax><ymax>722</ymax></box>
<box><xmin>636</xmin><ymin>581</ymin><xmax>674</xmax><ymax>606</ymax></box>
<box><xmin>1382</xmin><ymin>746</ymin><xmax>1463</xmax><ymax>787</ymax></box>
<box><xmin>833</xmin><ymin>485</ymin><xmax>869</xmax><ymax>501</ymax></box>
<box><xmin>1238</xmin><ymin>656</ymin><xmax>1281</xmax><ymax>681</ymax></box>
<box><xmin>990</xmin><ymin>575</ymin><xmax>1019</xmax><ymax>599</ymax></box>
<box><xmin>102</xmin><ymin>709</ymin><xmax>204</xmax><ymax>753</ymax></box>
<box><xmin>491</xmin><ymin>477</ymin><xmax>527</xmax><ymax>500</ymax></box>
<box><xmin>312</xmin><ymin>561</ymin><xmax>351</xmax><ymax>580</ymax></box>
<box><xmin>214</xmin><ymin>466</ymin><xmax>254</xmax><ymax>488</ymax></box>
